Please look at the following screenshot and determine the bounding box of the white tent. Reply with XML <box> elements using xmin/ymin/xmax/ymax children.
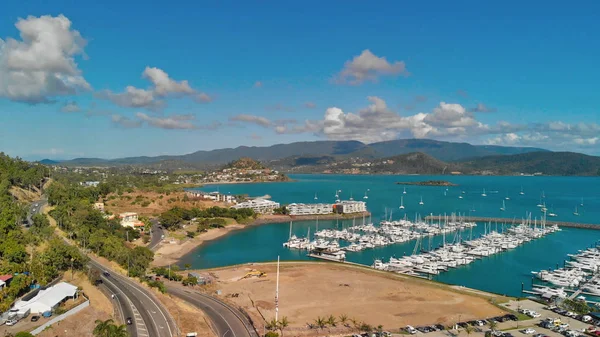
<box><xmin>13</xmin><ymin>282</ymin><xmax>78</xmax><ymax>314</ymax></box>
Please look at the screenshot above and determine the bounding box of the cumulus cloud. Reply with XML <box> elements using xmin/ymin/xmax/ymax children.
<box><xmin>60</xmin><ymin>101</ymin><xmax>81</xmax><ymax>113</ymax></box>
<box><xmin>229</xmin><ymin>114</ymin><xmax>272</xmax><ymax>128</ymax></box>
<box><xmin>0</xmin><ymin>14</ymin><xmax>90</xmax><ymax>104</ymax></box>
<box><xmin>135</xmin><ymin>112</ymin><xmax>197</xmax><ymax>129</ymax></box>
<box><xmin>335</xmin><ymin>50</ymin><xmax>408</xmax><ymax>85</ymax></box>
<box><xmin>97</xmin><ymin>66</ymin><xmax>212</xmax><ymax>110</ymax></box>
<box><xmin>470</xmin><ymin>103</ymin><xmax>497</xmax><ymax>113</ymax></box>
<box><xmin>111</xmin><ymin>114</ymin><xmax>142</xmax><ymax>128</ymax></box>
<box><xmin>304</xmin><ymin>102</ymin><xmax>316</xmax><ymax>109</ymax></box>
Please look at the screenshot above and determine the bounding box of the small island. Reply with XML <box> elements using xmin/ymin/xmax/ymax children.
<box><xmin>396</xmin><ymin>180</ymin><xmax>458</xmax><ymax>187</ymax></box>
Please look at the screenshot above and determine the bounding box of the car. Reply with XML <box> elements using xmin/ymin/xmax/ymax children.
<box><xmin>582</xmin><ymin>315</ymin><xmax>592</xmax><ymax>323</ymax></box>
<box><xmin>103</xmin><ymin>271</ymin><xmax>110</xmax><ymax>277</ymax></box>
<box><xmin>529</xmin><ymin>312</ymin><xmax>541</xmax><ymax>318</ymax></box>
<box><xmin>502</xmin><ymin>333</ymin><xmax>514</xmax><ymax>337</ymax></box>
<box><xmin>458</xmin><ymin>322</ymin><xmax>469</xmax><ymax>328</ymax></box>
<box><xmin>435</xmin><ymin>324</ymin><xmax>445</xmax><ymax>330</ymax></box>
<box><xmin>475</xmin><ymin>320</ymin><xmax>486</xmax><ymax>326</ymax></box>
<box><xmin>126</xmin><ymin>317</ymin><xmax>133</xmax><ymax>325</ymax></box>
<box><xmin>31</xmin><ymin>315</ymin><xmax>40</xmax><ymax>322</ymax></box>
<box><xmin>522</xmin><ymin>328</ymin><xmax>536</xmax><ymax>334</ymax></box>
<box><xmin>94</xmin><ymin>279</ymin><xmax>103</xmax><ymax>286</ymax></box>
<box><xmin>5</xmin><ymin>319</ymin><xmax>18</xmax><ymax>326</ymax></box>
<box><xmin>559</xmin><ymin>324</ymin><xmax>570</xmax><ymax>329</ymax></box>
<box><xmin>406</xmin><ymin>325</ymin><xmax>418</xmax><ymax>334</ymax></box>
<box><xmin>546</xmin><ymin>305</ymin><xmax>557</xmax><ymax>311</ymax></box>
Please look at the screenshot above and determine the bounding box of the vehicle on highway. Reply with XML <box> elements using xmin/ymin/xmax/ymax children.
<box><xmin>94</xmin><ymin>279</ymin><xmax>103</xmax><ymax>286</ymax></box>
<box><xmin>522</xmin><ymin>328</ymin><xmax>536</xmax><ymax>334</ymax></box>
<box><xmin>5</xmin><ymin>319</ymin><xmax>18</xmax><ymax>326</ymax></box>
<box><xmin>126</xmin><ymin>317</ymin><xmax>133</xmax><ymax>325</ymax></box>
<box><xmin>31</xmin><ymin>315</ymin><xmax>40</xmax><ymax>322</ymax></box>
<box><xmin>103</xmin><ymin>270</ymin><xmax>110</xmax><ymax>277</ymax></box>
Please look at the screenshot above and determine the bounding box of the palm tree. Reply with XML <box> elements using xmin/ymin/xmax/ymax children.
<box><xmin>93</xmin><ymin>319</ymin><xmax>114</xmax><ymax>337</ymax></box>
<box><xmin>108</xmin><ymin>324</ymin><xmax>129</xmax><ymax>337</ymax></box>
<box><xmin>489</xmin><ymin>320</ymin><xmax>498</xmax><ymax>332</ymax></box>
<box><xmin>465</xmin><ymin>325</ymin><xmax>473</xmax><ymax>337</ymax></box>
<box><xmin>315</xmin><ymin>316</ymin><xmax>327</xmax><ymax>330</ymax></box>
<box><xmin>339</xmin><ymin>314</ymin><xmax>349</xmax><ymax>328</ymax></box>
<box><xmin>279</xmin><ymin>316</ymin><xmax>289</xmax><ymax>337</ymax></box>
<box><xmin>327</xmin><ymin>315</ymin><xmax>337</xmax><ymax>327</ymax></box>
<box><xmin>266</xmin><ymin>318</ymin><xmax>279</xmax><ymax>331</ymax></box>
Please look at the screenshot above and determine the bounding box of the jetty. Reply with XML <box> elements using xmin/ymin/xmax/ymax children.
<box><xmin>424</xmin><ymin>215</ymin><xmax>600</xmax><ymax>230</ymax></box>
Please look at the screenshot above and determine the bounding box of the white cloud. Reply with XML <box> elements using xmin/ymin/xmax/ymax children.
<box><xmin>229</xmin><ymin>114</ymin><xmax>272</xmax><ymax>128</ymax></box>
<box><xmin>97</xmin><ymin>66</ymin><xmax>212</xmax><ymax>110</ymax></box>
<box><xmin>0</xmin><ymin>15</ymin><xmax>90</xmax><ymax>103</ymax></box>
<box><xmin>60</xmin><ymin>101</ymin><xmax>81</xmax><ymax>113</ymax></box>
<box><xmin>111</xmin><ymin>114</ymin><xmax>142</xmax><ymax>128</ymax></box>
<box><xmin>136</xmin><ymin>112</ymin><xmax>197</xmax><ymax>129</ymax></box>
<box><xmin>335</xmin><ymin>50</ymin><xmax>408</xmax><ymax>85</ymax></box>
<box><xmin>424</xmin><ymin>102</ymin><xmax>478</xmax><ymax>128</ymax></box>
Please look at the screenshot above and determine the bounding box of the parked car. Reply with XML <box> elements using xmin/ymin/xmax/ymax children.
<box><xmin>522</xmin><ymin>328</ymin><xmax>536</xmax><ymax>334</ymax></box>
<box><xmin>582</xmin><ymin>315</ymin><xmax>592</xmax><ymax>323</ymax></box>
<box><xmin>30</xmin><ymin>315</ymin><xmax>40</xmax><ymax>322</ymax></box>
<box><xmin>406</xmin><ymin>325</ymin><xmax>418</xmax><ymax>334</ymax></box>
<box><xmin>529</xmin><ymin>311</ymin><xmax>541</xmax><ymax>318</ymax></box>
<box><xmin>435</xmin><ymin>324</ymin><xmax>445</xmax><ymax>330</ymax></box>
<box><xmin>5</xmin><ymin>319</ymin><xmax>18</xmax><ymax>326</ymax></box>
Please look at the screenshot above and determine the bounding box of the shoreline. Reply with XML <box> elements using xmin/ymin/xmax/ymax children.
<box><xmin>152</xmin><ymin>211</ymin><xmax>370</xmax><ymax>266</ymax></box>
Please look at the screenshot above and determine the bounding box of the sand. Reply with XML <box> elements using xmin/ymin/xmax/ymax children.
<box><xmin>202</xmin><ymin>262</ymin><xmax>506</xmax><ymax>336</ymax></box>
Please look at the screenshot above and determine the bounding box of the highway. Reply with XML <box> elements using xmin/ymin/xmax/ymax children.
<box><xmin>26</xmin><ymin>197</ymin><xmax>46</xmax><ymax>226</ymax></box>
<box><xmin>89</xmin><ymin>259</ymin><xmax>178</xmax><ymax>337</ymax></box>
<box><xmin>166</xmin><ymin>284</ymin><xmax>257</xmax><ymax>337</ymax></box>
<box><xmin>96</xmin><ymin>271</ymin><xmax>137</xmax><ymax>336</ymax></box>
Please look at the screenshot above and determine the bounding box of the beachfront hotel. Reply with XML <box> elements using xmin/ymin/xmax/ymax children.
<box><xmin>334</xmin><ymin>200</ymin><xmax>367</xmax><ymax>214</ymax></box>
<box><xmin>287</xmin><ymin>203</ymin><xmax>334</xmax><ymax>216</ymax></box>
<box><xmin>231</xmin><ymin>199</ymin><xmax>280</xmax><ymax>214</ymax></box>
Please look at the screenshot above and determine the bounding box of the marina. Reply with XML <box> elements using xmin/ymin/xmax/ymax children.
<box><xmin>425</xmin><ymin>216</ymin><xmax>600</xmax><ymax>230</ymax></box>
<box><xmin>181</xmin><ymin>174</ymin><xmax>600</xmax><ymax>297</ymax></box>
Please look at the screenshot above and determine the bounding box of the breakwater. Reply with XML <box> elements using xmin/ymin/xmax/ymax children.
<box><xmin>424</xmin><ymin>215</ymin><xmax>600</xmax><ymax>230</ymax></box>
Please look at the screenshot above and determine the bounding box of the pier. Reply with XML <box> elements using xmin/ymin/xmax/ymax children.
<box><xmin>424</xmin><ymin>215</ymin><xmax>600</xmax><ymax>230</ymax></box>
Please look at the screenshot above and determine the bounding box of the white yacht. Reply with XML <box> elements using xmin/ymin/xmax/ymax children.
<box><xmin>500</xmin><ymin>200</ymin><xmax>506</xmax><ymax>211</ymax></box>
<box><xmin>573</xmin><ymin>206</ymin><xmax>580</xmax><ymax>216</ymax></box>
<box><xmin>419</xmin><ymin>196</ymin><xmax>424</xmax><ymax>205</ymax></box>
<box><xmin>314</xmin><ymin>193</ymin><xmax>318</xmax><ymax>200</ymax></box>
<box><xmin>481</xmin><ymin>188</ymin><xmax>487</xmax><ymax>197</ymax></box>
<box><xmin>520</xmin><ymin>187</ymin><xmax>525</xmax><ymax>195</ymax></box>
<box><xmin>399</xmin><ymin>196</ymin><xmax>405</xmax><ymax>209</ymax></box>
<box><xmin>363</xmin><ymin>190</ymin><xmax>368</xmax><ymax>199</ymax></box>
<box><xmin>403</xmin><ymin>187</ymin><xmax>407</xmax><ymax>194</ymax></box>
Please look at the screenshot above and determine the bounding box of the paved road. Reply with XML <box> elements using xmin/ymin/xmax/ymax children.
<box><xmin>26</xmin><ymin>197</ymin><xmax>47</xmax><ymax>226</ymax></box>
<box><xmin>96</xmin><ymin>271</ymin><xmax>137</xmax><ymax>336</ymax></box>
<box><xmin>89</xmin><ymin>259</ymin><xmax>178</xmax><ymax>337</ymax></box>
<box><xmin>167</xmin><ymin>284</ymin><xmax>257</xmax><ymax>337</ymax></box>
<box><xmin>149</xmin><ymin>219</ymin><xmax>164</xmax><ymax>251</ymax></box>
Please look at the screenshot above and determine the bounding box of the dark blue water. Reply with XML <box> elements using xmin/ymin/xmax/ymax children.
<box><xmin>180</xmin><ymin>174</ymin><xmax>600</xmax><ymax>296</ymax></box>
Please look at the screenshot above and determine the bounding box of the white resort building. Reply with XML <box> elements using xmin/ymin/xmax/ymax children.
<box><xmin>287</xmin><ymin>203</ymin><xmax>333</xmax><ymax>216</ymax></box>
<box><xmin>334</xmin><ymin>200</ymin><xmax>367</xmax><ymax>214</ymax></box>
<box><xmin>231</xmin><ymin>199</ymin><xmax>280</xmax><ymax>214</ymax></box>
<box><xmin>186</xmin><ymin>191</ymin><xmax>237</xmax><ymax>204</ymax></box>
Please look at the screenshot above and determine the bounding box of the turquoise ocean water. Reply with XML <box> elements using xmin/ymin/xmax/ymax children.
<box><xmin>180</xmin><ymin>174</ymin><xmax>600</xmax><ymax>297</ymax></box>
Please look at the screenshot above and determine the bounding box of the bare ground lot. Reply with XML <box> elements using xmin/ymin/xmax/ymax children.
<box><xmin>203</xmin><ymin>262</ymin><xmax>506</xmax><ymax>336</ymax></box>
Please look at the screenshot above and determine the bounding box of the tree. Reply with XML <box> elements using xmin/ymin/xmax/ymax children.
<box><xmin>279</xmin><ymin>316</ymin><xmax>289</xmax><ymax>337</ymax></box>
<box><xmin>465</xmin><ymin>324</ymin><xmax>473</xmax><ymax>337</ymax></box>
<box><xmin>184</xmin><ymin>263</ymin><xmax>191</xmax><ymax>270</ymax></box>
<box><xmin>339</xmin><ymin>314</ymin><xmax>349</xmax><ymax>328</ymax></box>
<box><xmin>108</xmin><ymin>323</ymin><xmax>129</xmax><ymax>337</ymax></box>
<box><xmin>314</xmin><ymin>317</ymin><xmax>326</xmax><ymax>330</ymax></box>
<box><xmin>266</xmin><ymin>318</ymin><xmax>279</xmax><ymax>331</ymax></box>
<box><xmin>327</xmin><ymin>315</ymin><xmax>337</xmax><ymax>327</ymax></box>
<box><xmin>489</xmin><ymin>320</ymin><xmax>498</xmax><ymax>332</ymax></box>
<box><xmin>93</xmin><ymin>319</ymin><xmax>114</xmax><ymax>337</ymax></box>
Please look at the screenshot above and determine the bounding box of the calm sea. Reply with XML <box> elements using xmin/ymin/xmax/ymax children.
<box><xmin>180</xmin><ymin>174</ymin><xmax>600</xmax><ymax>297</ymax></box>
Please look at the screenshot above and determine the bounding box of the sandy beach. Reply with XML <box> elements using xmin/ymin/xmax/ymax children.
<box><xmin>152</xmin><ymin>212</ymin><xmax>369</xmax><ymax>266</ymax></box>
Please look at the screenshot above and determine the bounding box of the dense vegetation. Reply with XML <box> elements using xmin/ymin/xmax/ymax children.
<box><xmin>0</xmin><ymin>154</ymin><xmax>86</xmax><ymax>312</ymax></box>
<box><xmin>46</xmin><ymin>180</ymin><xmax>154</xmax><ymax>277</ymax></box>
<box><xmin>158</xmin><ymin>206</ymin><xmax>255</xmax><ymax>229</ymax></box>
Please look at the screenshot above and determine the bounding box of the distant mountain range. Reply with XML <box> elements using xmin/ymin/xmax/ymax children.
<box><xmin>42</xmin><ymin>139</ymin><xmax>548</xmax><ymax>167</ymax></box>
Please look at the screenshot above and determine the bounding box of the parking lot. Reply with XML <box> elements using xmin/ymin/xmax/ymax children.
<box><xmin>394</xmin><ymin>299</ymin><xmax>595</xmax><ymax>337</ymax></box>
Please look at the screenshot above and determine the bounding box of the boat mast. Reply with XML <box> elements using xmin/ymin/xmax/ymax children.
<box><xmin>275</xmin><ymin>255</ymin><xmax>280</xmax><ymax>321</ymax></box>
<box><xmin>289</xmin><ymin>221</ymin><xmax>292</xmax><ymax>240</ymax></box>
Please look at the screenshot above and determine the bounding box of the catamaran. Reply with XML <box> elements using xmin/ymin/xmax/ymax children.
<box><xmin>500</xmin><ymin>200</ymin><xmax>506</xmax><ymax>211</ymax></box>
<box><xmin>399</xmin><ymin>196</ymin><xmax>405</xmax><ymax>209</ymax></box>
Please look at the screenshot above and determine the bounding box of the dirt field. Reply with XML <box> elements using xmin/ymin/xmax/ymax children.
<box><xmin>103</xmin><ymin>190</ymin><xmax>224</xmax><ymax>217</ymax></box>
<box><xmin>205</xmin><ymin>262</ymin><xmax>506</xmax><ymax>336</ymax></box>
<box><xmin>37</xmin><ymin>306</ymin><xmax>111</xmax><ymax>337</ymax></box>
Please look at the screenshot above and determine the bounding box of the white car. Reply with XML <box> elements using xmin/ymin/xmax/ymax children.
<box><xmin>5</xmin><ymin>319</ymin><xmax>18</xmax><ymax>326</ymax></box>
<box><xmin>523</xmin><ymin>328</ymin><xmax>536</xmax><ymax>334</ymax></box>
<box><xmin>528</xmin><ymin>311</ymin><xmax>541</xmax><ymax>318</ymax></box>
<box><xmin>406</xmin><ymin>325</ymin><xmax>418</xmax><ymax>334</ymax></box>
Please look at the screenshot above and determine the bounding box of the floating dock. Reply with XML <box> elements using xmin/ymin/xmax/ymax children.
<box><xmin>424</xmin><ymin>215</ymin><xmax>600</xmax><ymax>230</ymax></box>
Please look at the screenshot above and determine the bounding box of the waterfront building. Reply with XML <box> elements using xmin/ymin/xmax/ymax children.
<box><xmin>334</xmin><ymin>200</ymin><xmax>367</xmax><ymax>214</ymax></box>
<box><xmin>231</xmin><ymin>199</ymin><xmax>280</xmax><ymax>214</ymax></box>
<box><xmin>119</xmin><ymin>212</ymin><xmax>145</xmax><ymax>230</ymax></box>
<box><xmin>187</xmin><ymin>191</ymin><xmax>237</xmax><ymax>203</ymax></box>
<box><xmin>287</xmin><ymin>203</ymin><xmax>333</xmax><ymax>216</ymax></box>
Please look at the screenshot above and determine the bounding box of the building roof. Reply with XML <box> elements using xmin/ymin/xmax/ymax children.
<box><xmin>0</xmin><ymin>274</ymin><xmax>13</xmax><ymax>282</ymax></box>
<box><xmin>14</xmin><ymin>282</ymin><xmax>78</xmax><ymax>314</ymax></box>
<box><xmin>119</xmin><ymin>212</ymin><xmax>138</xmax><ymax>217</ymax></box>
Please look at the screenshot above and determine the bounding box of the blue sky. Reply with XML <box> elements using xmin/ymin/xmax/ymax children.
<box><xmin>1</xmin><ymin>1</ymin><xmax>599</xmax><ymax>160</ymax></box>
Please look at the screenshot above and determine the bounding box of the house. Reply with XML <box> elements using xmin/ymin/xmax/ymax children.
<box><xmin>333</xmin><ymin>200</ymin><xmax>367</xmax><ymax>214</ymax></box>
<box><xmin>119</xmin><ymin>212</ymin><xmax>145</xmax><ymax>230</ymax></box>
<box><xmin>12</xmin><ymin>282</ymin><xmax>78</xmax><ymax>315</ymax></box>
<box><xmin>93</xmin><ymin>202</ymin><xmax>105</xmax><ymax>211</ymax></box>
<box><xmin>231</xmin><ymin>199</ymin><xmax>280</xmax><ymax>214</ymax></box>
<box><xmin>186</xmin><ymin>191</ymin><xmax>237</xmax><ymax>204</ymax></box>
<box><xmin>80</xmin><ymin>181</ymin><xmax>100</xmax><ymax>187</ymax></box>
<box><xmin>0</xmin><ymin>275</ymin><xmax>12</xmax><ymax>289</ymax></box>
<box><xmin>188</xmin><ymin>272</ymin><xmax>211</xmax><ymax>285</ymax></box>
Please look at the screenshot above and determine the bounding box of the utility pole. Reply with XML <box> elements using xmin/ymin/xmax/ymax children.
<box><xmin>275</xmin><ymin>256</ymin><xmax>280</xmax><ymax>322</ymax></box>
<box><xmin>126</xmin><ymin>231</ymin><xmax>130</xmax><ymax>277</ymax></box>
